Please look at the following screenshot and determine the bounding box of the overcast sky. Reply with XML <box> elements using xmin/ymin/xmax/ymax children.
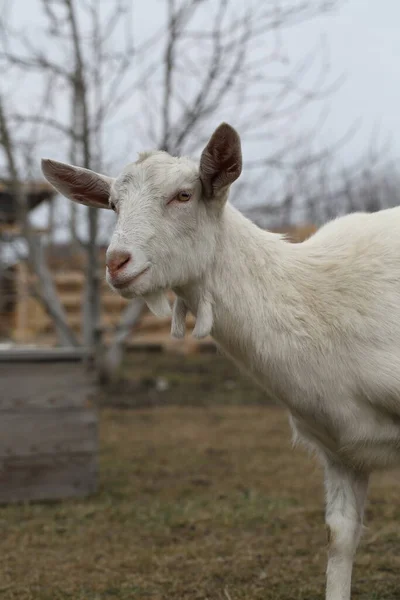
<box><xmin>287</xmin><ymin>0</ymin><xmax>400</xmax><ymax>160</ymax></box>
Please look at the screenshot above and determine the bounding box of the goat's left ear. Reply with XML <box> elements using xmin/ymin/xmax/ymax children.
<box><xmin>199</xmin><ymin>123</ymin><xmax>242</xmax><ymax>200</ymax></box>
<box><xmin>41</xmin><ymin>159</ymin><xmax>114</xmax><ymax>209</ymax></box>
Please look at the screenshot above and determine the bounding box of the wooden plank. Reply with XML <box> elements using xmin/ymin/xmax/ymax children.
<box><xmin>51</xmin><ymin>272</ymin><xmax>85</xmax><ymax>284</ymax></box>
<box><xmin>0</xmin><ymin>363</ymin><xmax>96</xmax><ymax>410</ymax></box>
<box><xmin>0</xmin><ymin>347</ymin><xmax>89</xmax><ymax>362</ymax></box>
<box><xmin>0</xmin><ymin>224</ymin><xmax>50</xmax><ymax>235</ymax></box>
<box><xmin>0</xmin><ymin>409</ymin><xmax>97</xmax><ymax>457</ymax></box>
<box><xmin>0</xmin><ymin>452</ymin><xmax>97</xmax><ymax>504</ymax></box>
<box><xmin>0</xmin><ymin>389</ymin><xmax>95</xmax><ymax>411</ymax></box>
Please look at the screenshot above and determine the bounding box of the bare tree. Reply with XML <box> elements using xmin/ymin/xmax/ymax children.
<box><xmin>0</xmin><ymin>96</ymin><xmax>78</xmax><ymax>346</ymax></box>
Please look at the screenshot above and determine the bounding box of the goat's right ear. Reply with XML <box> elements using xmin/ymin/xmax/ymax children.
<box><xmin>199</xmin><ymin>123</ymin><xmax>242</xmax><ymax>200</ymax></box>
<box><xmin>41</xmin><ymin>159</ymin><xmax>114</xmax><ymax>209</ymax></box>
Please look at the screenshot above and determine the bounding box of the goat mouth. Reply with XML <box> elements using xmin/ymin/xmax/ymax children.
<box><xmin>111</xmin><ymin>266</ymin><xmax>150</xmax><ymax>290</ymax></box>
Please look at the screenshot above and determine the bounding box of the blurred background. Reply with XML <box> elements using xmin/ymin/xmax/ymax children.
<box><xmin>0</xmin><ymin>2</ymin><xmax>400</xmax><ymax>599</ymax></box>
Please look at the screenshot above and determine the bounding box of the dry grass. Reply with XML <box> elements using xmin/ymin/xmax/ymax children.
<box><xmin>0</xmin><ymin>404</ymin><xmax>400</xmax><ymax>599</ymax></box>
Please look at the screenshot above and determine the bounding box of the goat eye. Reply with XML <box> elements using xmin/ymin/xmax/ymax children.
<box><xmin>176</xmin><ymin>191</ymin><xmax>191</xmax><ymax>202</ymax></box>
<box><xmin>109</xmin><ymin>200</ymin><xmax>117</xmax><ymax>212</ymax></box>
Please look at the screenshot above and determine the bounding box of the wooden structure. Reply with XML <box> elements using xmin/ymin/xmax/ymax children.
<box><xmin>0</xmin><ymin>348</ymin><xmax>97</xmax><ymax>504</ymax></box>
<box><xmin>0</xmin><ymin>180</ymin><xmax>57</xmax><ymax>340</ymax></box>
<box><xmin>0</xmin><ymin>180</ymin><xmax>55</xmax><ymax>229</ymax></box>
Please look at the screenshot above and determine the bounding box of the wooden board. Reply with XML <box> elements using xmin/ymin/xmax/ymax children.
<box><xmin>0</xmin><ymin>452</ymin><xmax>97</xmax><ymax>504</ymax></box>
<box><xmin>0</xmin><ymin>363</ymin><xmax>96</xmax><ymax>411</ymax></box>
<box><xmin>0</xmin><ymin>359</ymin><xmax>98</xmax><ymax>504</ymax></box>
<box><xmin>0</xmin><ymin>347</ymin><xmax>89</xmax><ymax>362</ymax></box>
<box><xmin>0</xmin><ymin>410</ymin><xmax>97</xmax><ymax>457</ymax></box>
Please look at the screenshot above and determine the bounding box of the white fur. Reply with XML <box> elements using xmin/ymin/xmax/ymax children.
<box><xmin>192</xmin><ymin>293</ymin><xmax>213</xmax><ymax>338</ymax></box>
<box><xmin>171</xmin><ymin>294</ymin><xmax>213</xmax><ymax>338</ymax></box>
<box><xmin>42</xmin><ymin>127</ymin><xmax>400</xmax><ymax>600</ymax></box>
<box><xmin>171</xmin><ymin>297</ymin><xmax>187</xmax><ymax>339</ymax></box>
<box><xmin>144</xmin><ymin>291</ymin><xmax>171</xmax><ymax>318</ymax></box>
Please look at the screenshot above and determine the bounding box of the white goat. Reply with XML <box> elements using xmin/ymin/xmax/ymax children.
<box><xmin>42</xmin><ymin>123</ymin><xmax>400</xmax><ymax>600</ymax></box>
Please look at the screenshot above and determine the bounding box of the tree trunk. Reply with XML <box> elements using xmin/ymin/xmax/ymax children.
<box><xmin>98</xmin><ymin>298</ymin><xmax>145</xmax><ymax>384</ymax></box>
<box><xmin>0</xmin><ymin>97</ymin><xmax>78</xmax><ymax>347</ymax></box>
<box><xmin>83</xmin><ymin>206</ymin><xmax>101</xmax><ymax>366</ymax></box>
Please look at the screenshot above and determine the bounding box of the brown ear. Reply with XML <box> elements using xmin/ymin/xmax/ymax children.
<box><xmin>199</xmin><ymin>123</ymin><xmax>242</xmax><ymax>199</ymax></box>
<box><xmin>41</xmin><ymin>159</ymin><xmax>114</xmax><ymax>209</ymax></box>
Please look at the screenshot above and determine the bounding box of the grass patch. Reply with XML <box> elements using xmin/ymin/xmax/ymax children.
<box><xmin>99</xmin><ymin>352</ymin><xmax>270</xmax><ymax>408</ymax></box>
<box><xmin>0</xmin><ymin>405</ymin><xmax>399</xmax><ymax>599</ymax></box>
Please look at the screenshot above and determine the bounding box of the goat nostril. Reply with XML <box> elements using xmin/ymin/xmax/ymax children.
<box><xmin>118</xmin><ymin>256</ymin><xmax>130</xmax><ymax>270</ymax></box>
<box><xmin>106</xmin><ymin>252</ymin><xmax>132</xmax><ymax>274</ymax></box>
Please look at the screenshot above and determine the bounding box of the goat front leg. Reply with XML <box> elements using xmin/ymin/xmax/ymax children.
<box><xmin>324</xmin><ymin>461</ymin><xmax>369</xmax><ymax>600</ymax></box>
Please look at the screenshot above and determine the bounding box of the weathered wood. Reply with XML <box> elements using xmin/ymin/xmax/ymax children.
<box><xmin>0</xmin><ymin>363</ymin><xmax>96</xmax><ymax>410</ymax></box>
<box><xmin>0</xmin><ymin>359</ymin><xmax>98</xmax><ymax>503</ymax></box>
<box><xmin>0</xmin><ymin>347</ymin><xmax>89</xmax><ymax>362</ymax></box>
<box><xmin>0</xmin><ymin>452</ymin><xmax>97</xmax><ymax>504</ymax></box>
<box><xmin>0</xmin><ymin>410</ymin><xmax>97</xmax><ymax>457</ymax></box>
<box><xmin>0</xmin><ymin>388</ymin><xmax>95</xmax><ymax>411</ymax></box>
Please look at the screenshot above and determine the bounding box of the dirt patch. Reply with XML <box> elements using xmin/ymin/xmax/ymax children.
<box><xmin>0</xmin><ymin>405</ymin><xmax>399</xmax><ymax>599</ymax></box>
<box><xmin>99</xmin><ymin>351</ymin><xmax>271</xmax><ymax>408</ymax></box>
